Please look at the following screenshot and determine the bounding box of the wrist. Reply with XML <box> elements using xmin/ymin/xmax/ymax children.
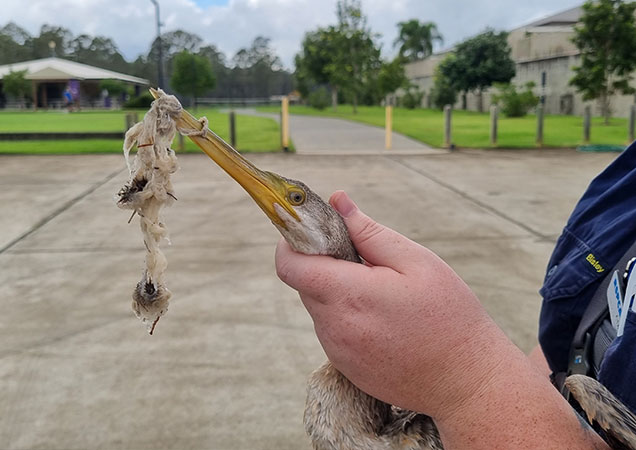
<box><xmin>430</xmin><ymin>323</ymin><xmax>609</xmax><ymax>449</ymax></box>
<box><xmin>425</xmin><ymin>315</ymin><xmax>511</xmax><ymax>422</ymax></box>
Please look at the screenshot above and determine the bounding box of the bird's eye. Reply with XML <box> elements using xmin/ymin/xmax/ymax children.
<box><xmin>288</xmin><ymin>190</ymin><xmax>305</xmax><ymax>206</ymax></box>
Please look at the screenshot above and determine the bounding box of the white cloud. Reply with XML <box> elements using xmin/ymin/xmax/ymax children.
<box><xmin>1</xmin><ymin>0</ymin><xmax>583</xmax><ymax>69</ymax></box>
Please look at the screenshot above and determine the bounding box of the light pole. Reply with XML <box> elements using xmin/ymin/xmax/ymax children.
<box><xmin>149</xmin><ymin>0</ymin><xmax>164</xmax><ymax>88</ymax></box>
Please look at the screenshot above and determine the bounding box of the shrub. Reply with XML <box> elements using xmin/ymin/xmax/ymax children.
<box><xmin>99</xmin><ymin>79</ymin><xmax>131</xmax><ymax>97</ymax></box>
<box><xmin>492</xmin><ymin>82</ymin><xmax>539</xmax><ymax>117</ymax></box>
<box><xmin>2</xmin><ymin>70</ymin><xmax>31</xmax><ymax>107</ymax></box>
<box><xmin>430</xmin><ymin>73</ymin><xmax>457</xmax><ymax>110</ymax></box>
<box><xmin>124</xmin><ymin>93</ymin><xmax>154</xmax><ymax>109</ymax></box>
<box><xmin>307</xmin><ymin>86</ymin><xmax>330</xmax><ymax>110</ymax></box>
<box><xmin>399</xmin><ymin>87</ymin><xmax>424</xmax><ymax>109</ymax></box>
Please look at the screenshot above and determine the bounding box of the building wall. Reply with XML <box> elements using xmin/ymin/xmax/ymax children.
<box><xmin>403</xmin><ymin>53</ymin><xmax>445</xmax><ymax>107</ymax></box>
<box><xmin>404</xmin><ymin>25</ymin><xmax>636</xmax><ymax>117</ymax></box>
<box><xmin>508</xmin><ymin>27</ymin><xmax>577</xmax><ymax>62</ymax></box>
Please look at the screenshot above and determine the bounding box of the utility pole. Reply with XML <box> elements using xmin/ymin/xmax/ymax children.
<box><xmin>149</xmin><ymin>0</ymin><xmax>164</xmax><ymax>88</ymax></box>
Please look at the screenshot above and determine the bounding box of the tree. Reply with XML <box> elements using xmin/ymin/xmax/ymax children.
<box><xmin>570</xmin><ymin>0</ymin><xmax>636</xmax><ymax>124</ymax></box>
<box><xmin>69</xmin><ymin>35</ymin><xmax>129</xmax><ymax>73</ymax></box>
<box><xmin>437</xmin><ymin>53</ymin><xmax>468</xmax><ymax>108</ymax></box>
<box><xmin>439</xmin><ymin>29</ymin><xmax>515</xmax><ymax>112</ymax></box>
<box><xmin>394</xmin><ymin>19</ymin><xmax>443</xmax><ymax>62</ymax></box>
<box><xmin>229</xmin><ymin>36</ymin><xmax>289</xmax><ymax>98</ymax></box>
<box><xmin>30</xmin><ymin>25</ymin><xmax>73</xmax><ymax>58</ymax></box>
<box><xmin>2</xmin><ymin>70</ymin><xmax>31</xmax><ymax>108</ymax></box>
<box><xmin>170</xmin><ymin>51</ymin><xmax>216</xmax><ymax>109</ymax></box>
<box><xmin>150</xmin><ymin>30</ymin><xmax>203</xmax><ymax>60</ymax></box>
<box><xmin>0</xmin><ymin>20</ymin><xmax>292</xmax><ymax>103</ymax></box>
<box><xmin>242</xmin><ymin>36</ymin><xmax>282</xmax><ymax>97</ymax></box>
<box><xmin>0</xmin><ymin>22</ymin><xmax>31</xmax><ymax>64</ymax></box>
<box><xmin>377</xmin><ymin>57</ymin><xmax>409</xmax><ymax>100</ymax></box>
<box><xmin>334</xmin><ymin>0</ymin><xmax>381</xmax><ymax>112</ymax></box>
<box><xmin>198</xmin><ymin>44</ymin><xmax>230</xmax><ymax>97</ymax></box>
<box><xmin>294</xmin><ymin>0</ymin><xmax>381</xmax><ymax>112</ymax></box>
<box><xmin>149</xmin><ymin>30</ymin><xmax>204</xmax><ymax>85</ymax></box>
<box><xmin>431</xmin><ymin>58</ymin><xmax>458</xmax><ymax>109</ymax></box>
<box><xmin>295</xmin><ymin>28</ymin><xmax>340</xmax><ymax>107</ymax></box>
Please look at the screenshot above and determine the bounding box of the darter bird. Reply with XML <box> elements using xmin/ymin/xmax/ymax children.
<box><xmin>149</xmin><ymin>89</ymin><xmax>636</xmax><ymax>450</ymax></box>
<box><xmin>148</xmin><ymin>89</ymin><xmax>441</xmax><ymax>450</ymax></box>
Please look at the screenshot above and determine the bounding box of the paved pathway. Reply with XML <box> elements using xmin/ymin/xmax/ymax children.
<box><xmin>232</xmin><ymin>108</ymin><xmax>440</xmax><ymax>155</ymax></box>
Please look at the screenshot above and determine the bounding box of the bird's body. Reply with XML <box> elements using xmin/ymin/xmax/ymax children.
<box><xmin>566</xmin><ymin>375</ymin><xmax>636</xmax><ymax>450</ymax></box>
<box><xmin>305</xmin><ymin>361</ymin><xmax>441</xmax><ymax>450</ymax></box>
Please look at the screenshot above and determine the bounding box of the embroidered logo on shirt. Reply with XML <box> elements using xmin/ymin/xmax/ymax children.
<box><xmin>586</xmin><ymin>253</ymin><xmax>605</xmax><ymax>273</ymax></box>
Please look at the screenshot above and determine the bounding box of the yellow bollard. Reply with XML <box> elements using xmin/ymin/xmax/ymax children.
<box><xmin>281</xmin><ymin>96</ymin><xmax>290</xmax><ymax>151</ymax></box>
<box><xmin>385</xmin><ymin>105</ymin><xmax>392</xmax><ymax>150</ymax></box>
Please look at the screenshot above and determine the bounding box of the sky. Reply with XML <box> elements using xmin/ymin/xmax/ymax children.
<box><xmin>2</xmin><ymin>0</ymin><xmax>583</xmax><ymax>69</ymax></box>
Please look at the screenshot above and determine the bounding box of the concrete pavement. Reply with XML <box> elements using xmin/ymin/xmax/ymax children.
<box><xmin>286</xmin><ymin>114</ymin><xmax>435</xmax><ymax>155</ymax></box>
<box><xmin>0</xmin><ymin>148</ymin><xmax>618</xmax><ymax>449</ymax></box>
<box><xmin>232</xmin><ymin>108</ymin><xmax>437</xmax><ymax>155</ymax></box>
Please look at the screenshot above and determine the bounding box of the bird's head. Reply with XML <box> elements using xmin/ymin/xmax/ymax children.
<box><xmin>252</xmin><ymin>173</ymin><xmax>359</xmax><ymax>262</ymax></box>
<box><xmin>219</xmin><ymin>152</ymin><xmax>360</xmax><ymax>262</ymax></box>
<box><xmin>213</xmin><ymin>153</ymin><xmax>359</xmax><ymax>263</ymax></box>
<box><xmin>149</xmin><ymin>90</ymin><xmax>360</xmax><ymax>263</ymax></box>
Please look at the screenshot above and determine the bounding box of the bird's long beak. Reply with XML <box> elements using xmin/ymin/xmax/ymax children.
<box><xmin>149</xmin><ymin>88</ymin><xmax>299</xmax><ymax>229</ymax></box>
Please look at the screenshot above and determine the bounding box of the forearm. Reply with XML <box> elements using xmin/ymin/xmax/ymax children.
<box><xmin>528</xmin><ymin>344</ymin><xmax>551</xmax><ymax>377</ymax></box>
<box><xmin>433</xmin><ymin>322</ymin><xmax>609</xmax><ymax>450</ymax></box>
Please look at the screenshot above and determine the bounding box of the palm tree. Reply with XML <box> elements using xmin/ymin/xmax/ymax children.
<box><xmin>394</xmin><ymin>19</ymin><xmax>443</xmax><ymax>62</ymax></box>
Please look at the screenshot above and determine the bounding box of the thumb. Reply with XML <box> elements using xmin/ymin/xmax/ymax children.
<box><xmin>329</xmin><ymin>191</ymin><xmax>428</xmax><ymax>272</ymax></box>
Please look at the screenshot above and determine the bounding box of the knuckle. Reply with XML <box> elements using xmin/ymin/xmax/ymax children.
<box><xmin>353</xmin><ymin>219</ymin><xmax>386</xmax><ymax>246</ymax></box>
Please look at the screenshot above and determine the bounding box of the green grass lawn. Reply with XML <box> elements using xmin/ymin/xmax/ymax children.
<box><xmin>257</xmin><ymin>104</ymin><xmax>631</xmax><ymax>149</ymax></box>
<box><xmin>0</xmin><ymin>108</ymin><xmax>285</xmax><ymax>153</ymax></box>
<box><xmin>0</xmin><ymin>110</ymin><xmax>128</xmax><ymax>132</ymax></box>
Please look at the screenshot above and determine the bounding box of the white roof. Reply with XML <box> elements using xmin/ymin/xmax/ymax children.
<box><xmin>0</xmin><ymin>57</ymin><xmax>148</xmax><ymax>84</ymax></box>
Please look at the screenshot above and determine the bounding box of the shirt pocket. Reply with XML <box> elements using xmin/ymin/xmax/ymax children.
<box><xmin>540</xmin><ymin>228</ymin><xmax>608</xmax><ymax>306</ymax></box>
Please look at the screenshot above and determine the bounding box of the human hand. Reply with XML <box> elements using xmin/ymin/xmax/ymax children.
<box><xmin>275</xmin><ymin>191</ymin><xmax>504</xmax><ymax>419</ymax></box>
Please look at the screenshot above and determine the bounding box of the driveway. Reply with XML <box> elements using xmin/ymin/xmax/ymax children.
<box><xmin>0</xmin><ymin>148</ymin><xmax>617</xmax><ymax>449</ymax></box>
<box><xmin>233</xmin><ymin>108</ymin><xmax>438</xmax><ymax>155</ymax></box>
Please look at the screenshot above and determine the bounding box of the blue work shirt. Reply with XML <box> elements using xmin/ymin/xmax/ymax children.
<box><xmin>539</xmin><ymin>140</ymin><xmax>636</xmax><ymax>412</ymax></box>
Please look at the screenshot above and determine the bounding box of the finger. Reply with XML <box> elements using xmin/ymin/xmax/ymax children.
<box><xmin>329</xmin><ymin>191</ymin><xmax>432</xmax><ymax>273</ymax></box>
<box><xmin>275</xmin><ymin>238</ymin><xmax>368</xmax><ymax>303</ymax></box>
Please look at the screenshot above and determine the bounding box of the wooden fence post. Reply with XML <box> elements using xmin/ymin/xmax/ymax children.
<box><xmin>229</xmin><ymin>111</ymin><xmax>236</xmax><ymax>148</ymax></box>
<box><xmin>583</xmin><ymin>105</ymin><xmax>591</xmax><ymax>144</ymax></box>
<box><xmin>385</xmin><ymin>105</ymin><xmax>393</xmax><ymax>150</ymax></box>
<box><xmin>536</xmin><ymin>106</ymin><xmax>544</xmax><ymax>147</ymax></box>
<box><xmin>490</xmin><ymin>105</ymin><xmax>498</xmax><ymax>146</ymax></box>
<box><xmin>281</xmin><ymin>96</ymin><xmax>289</xmax><ymax>152</ymax></box>
<box><xmin>630</xmin><ymin>105</ymin><xmax>636</xmax><ymax>143</ymax></box>
<box><xmin>444</xmin><ymin>105</ymin><xmax>452</xmax><ymax>149</ymax></box>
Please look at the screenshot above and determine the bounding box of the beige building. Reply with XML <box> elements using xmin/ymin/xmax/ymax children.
<box><xmin>405</xmin><ymin>5</ymin><xmax>636</xmax><ymax>117</ymax></box>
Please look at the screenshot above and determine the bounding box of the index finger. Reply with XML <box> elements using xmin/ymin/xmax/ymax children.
<box><xmin>275</xmin><ymin>238</ymin><xmax>369</xmax><ymax>304</ymax></box>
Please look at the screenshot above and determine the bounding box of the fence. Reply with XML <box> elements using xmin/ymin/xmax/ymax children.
<box><xmin>440</xmin><ymin>104</ymin><xmax>634</xmax><ymax>150</ymax></box>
